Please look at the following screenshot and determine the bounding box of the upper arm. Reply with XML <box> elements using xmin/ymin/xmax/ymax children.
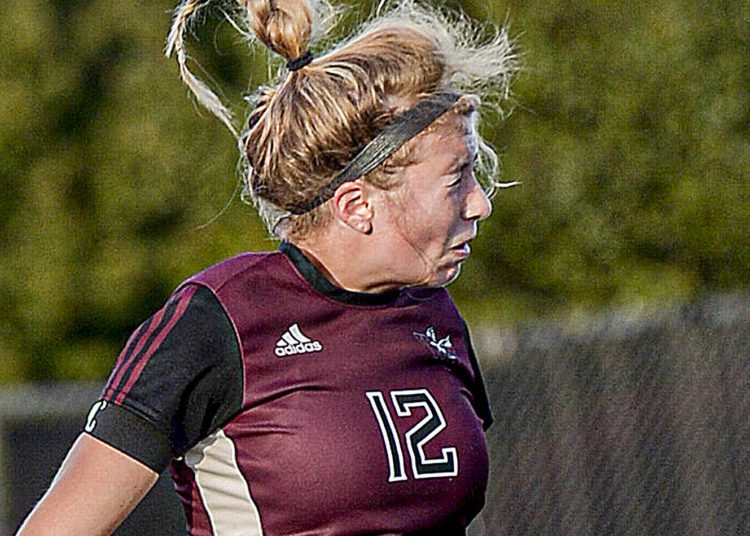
<box><xmin>16</xmin><ymin>433</ymin><xmax>158</xmax><ymax>536</ymax></box>
<box><xmin>18</xmin><ymin>284</ymin><xmax>244</xmax><ymax>535</ymax></box>
<box><xmin>92</xmin><ymin>284</ymin><xmax>244</xmax><ymax>472</ymax></box>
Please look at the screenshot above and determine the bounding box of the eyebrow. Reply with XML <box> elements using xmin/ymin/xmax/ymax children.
<box><xmin>453</xmin><ymin>149</ymin><xmax>477</xmax><ymax>170</ymax></box>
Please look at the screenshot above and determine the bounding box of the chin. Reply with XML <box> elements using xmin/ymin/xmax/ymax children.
<box><xmin>409</xmin><ymin>259</ymin><xmax>463</xmax><ymax>288</ymax></box>
<box><xmin>435</xmin><ymin>265</ymin><xmax>462</xmax><ymax>287</ymax></box>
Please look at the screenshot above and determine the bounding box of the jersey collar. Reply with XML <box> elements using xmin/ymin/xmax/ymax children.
<box><xmin>280</xmin><ymin>241</ymin><xmax>401</xmax><ymax>306</ymax></box>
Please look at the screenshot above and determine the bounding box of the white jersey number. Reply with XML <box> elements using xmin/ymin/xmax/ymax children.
<box><xmin>366</xmin><ymin>389</ymin><xmax>458</xmax><ymax>482</ymax></box>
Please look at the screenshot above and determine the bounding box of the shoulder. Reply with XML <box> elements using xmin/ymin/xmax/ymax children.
<box><xmin>403</xmin><ymin>286</ymin><xmax>461</xmax><ymax>314</ymax></box>
<box><xmin>180</xmin><ymin>249</ymin><xmax>287</xmax><ymax>294</ymax></box>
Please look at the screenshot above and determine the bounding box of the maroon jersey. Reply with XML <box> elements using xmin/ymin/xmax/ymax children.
<box><xmin>87</xmin><ymin>243</ymin><xmax>492</xmax><ymax>535</ymax></box>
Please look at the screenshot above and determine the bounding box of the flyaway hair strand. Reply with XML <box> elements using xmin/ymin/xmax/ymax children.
<box><xmin>166</xmin><ymin>0</ymin><xmax>238</xmax><ymax>137</ymax></box>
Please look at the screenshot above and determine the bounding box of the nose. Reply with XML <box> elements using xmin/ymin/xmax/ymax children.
<box><xmin>464</xmin><ymin>176</ymin><xmax>493</xmax><ymax>221</ymax></box>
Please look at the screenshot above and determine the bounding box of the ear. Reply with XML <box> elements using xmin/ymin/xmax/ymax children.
<box><xmin>331</xmin><ymin>180</ymin><xmax>373</xmax><ymax>234</ymax></box>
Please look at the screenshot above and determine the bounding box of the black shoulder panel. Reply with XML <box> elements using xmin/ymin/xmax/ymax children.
<box><xmin>87</xmin><ymin>285</ymin><xmax>243</xmax><ymax>473</ymax></box>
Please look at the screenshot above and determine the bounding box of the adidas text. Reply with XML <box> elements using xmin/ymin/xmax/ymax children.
<box><xmin>275</xmin><ymin>341</ymin><xmax>323</xmax><ymax>357</ymax></box>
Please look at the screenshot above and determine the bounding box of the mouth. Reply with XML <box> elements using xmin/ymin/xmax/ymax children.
<box><xmin>450</xmin><ymin>238</ymin><xmax>474</xmax><ymax>259</ymax></box>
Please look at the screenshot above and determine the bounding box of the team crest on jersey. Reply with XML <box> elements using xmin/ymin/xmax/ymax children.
<box><xmin>413</xmin><ymin>326</ymin><xmax>458</xmax><ymax>361</ymax></box>
<box><xmin>275</xmin><ymin>323</ymin><xmax>323</xmax><ymax>357</ymax></box>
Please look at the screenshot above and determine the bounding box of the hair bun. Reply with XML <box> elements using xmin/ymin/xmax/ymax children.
<box><xmin>247</xmin><ymin>0</ymin><xmax>313</xmax><ymax>62</ymax></box>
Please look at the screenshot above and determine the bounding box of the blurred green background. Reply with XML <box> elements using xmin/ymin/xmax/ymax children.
<box><xmin>0</xmin><ymin>0</ymin><xmax>748</xmax><ymax>382</ymax></box>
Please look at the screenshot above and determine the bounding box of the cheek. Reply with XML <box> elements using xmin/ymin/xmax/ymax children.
<box><xmin>430</xmin><ymin>192</ymin><xmax>463</xmax><ymax>229</ymax></box>
<box><xmin>387</xmin><ymin>186</ymin><xmax>460</xmax><ymax>252</ymax></box>
<box><xmin>415</xmin><ymin>203</ymin><xmax>461</xmax><ymax>250</ymax></box>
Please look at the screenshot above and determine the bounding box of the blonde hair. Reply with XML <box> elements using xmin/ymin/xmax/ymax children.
<box><xmin>166</xmin><ymin>0</ymin><xmax>518</xmax><ymax>238</ymax></box>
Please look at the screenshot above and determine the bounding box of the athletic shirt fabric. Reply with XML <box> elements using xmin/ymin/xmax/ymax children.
<box><xmin>86</xmin><ymin>242</ymin><xmax>493</xmax><ymax>536</ymax></box>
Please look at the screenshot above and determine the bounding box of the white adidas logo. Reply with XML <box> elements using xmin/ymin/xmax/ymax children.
<box><xmin>275</xmin><ymin>324</ymin><xmax>323</xmax><ymax>357</ymax></box>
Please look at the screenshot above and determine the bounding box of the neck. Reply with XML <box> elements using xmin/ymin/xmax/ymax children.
<box><xmin>292</xmin><ymin>231</ymin><xmax>401</xmax><ymax>294</ymax></box>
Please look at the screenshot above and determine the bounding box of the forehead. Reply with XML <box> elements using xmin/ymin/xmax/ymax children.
<box><xmin>413</xmin><ymin>113</ymin><xmax>476</xmax><ymax>160</ymax></box>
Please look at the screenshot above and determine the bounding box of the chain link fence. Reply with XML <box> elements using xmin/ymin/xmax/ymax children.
<box><xmin>2</xmin><ymin>293</ymin><xmax>748</xmax><ymax>534</ymax></box>
<box><xmin>480</xmin><ymin>293</ymin><xmax>749</xmax><ymax>535</ymax></box>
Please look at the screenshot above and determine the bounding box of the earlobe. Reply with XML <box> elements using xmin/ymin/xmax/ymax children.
<box><xmin>332</xmin><ymin>180</ymin><xmax>374</xmax><ymax>235</ymax></box>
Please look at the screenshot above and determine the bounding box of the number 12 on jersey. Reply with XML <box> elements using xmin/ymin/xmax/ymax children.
<box><xmin>366</xmin><ymin>389</ymin><xmax>458</xmax><ymax>482</ymax></box>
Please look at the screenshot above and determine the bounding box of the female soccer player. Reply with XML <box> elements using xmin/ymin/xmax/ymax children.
<box><xmin>17</xmin><ymin>0</ymin><xmax>516</xmax><ymax>534</ymax></box>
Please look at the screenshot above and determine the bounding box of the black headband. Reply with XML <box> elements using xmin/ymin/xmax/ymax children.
<box><xmin>286</xmin><ymin>92</ymin><xmax>461</xmax><ymax>215</ymax></box>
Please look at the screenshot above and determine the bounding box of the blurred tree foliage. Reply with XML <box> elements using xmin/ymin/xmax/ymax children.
<box><xmin>0</xmin><ymin>0</ymin><xmax>748</xmax><ymax>382</ymax></box>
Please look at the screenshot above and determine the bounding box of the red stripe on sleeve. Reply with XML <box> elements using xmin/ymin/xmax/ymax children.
<box><xmin>114</xmin><ymin>285</ymin><xmax>199</xmax><ymax>405</ymax></box>
<box><xmin>104</xmin><ymin>306</ymin><xmax>168</xmax><ymax>401</ymax></box>
<box><xmin>102</xmin><ymin>328</ymin><xmax>141</xmax><ymax>398</ymax></box>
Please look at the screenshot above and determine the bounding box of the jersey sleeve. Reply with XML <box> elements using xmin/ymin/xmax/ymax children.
<box><xmin>84</xmin><ymin>284</ymin><xmax>243</xmax><ymax>473</ymax></box>
<box><xmin>462</xmin><ymin>320</ymin><xmax>493</xmax><ymax>431</ymax></box>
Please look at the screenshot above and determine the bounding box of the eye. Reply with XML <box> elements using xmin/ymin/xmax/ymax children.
<box><xmin>448</xmin><ymin>160</ymin><xmax>472</xmax><ymax>187</ymax></box>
